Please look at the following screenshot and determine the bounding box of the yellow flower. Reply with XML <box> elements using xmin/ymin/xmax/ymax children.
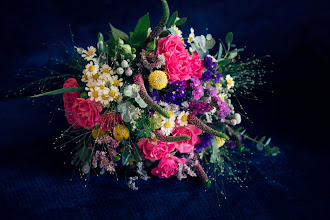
<box><xmin>148</xmin><ymin>70</ymin><xmax>168</xmax><ymax>90</ymax></box>
<box><xmin>215</xmin><ymin>137</ymin><xmax>225</xmax><ymax>148</ymax></box>
<box><xmin>92</xmin><ymin>127</ymin><xmax>107</xmax><ymax>139</ymax></box>
<box><xmin>113</xmin><ymin>124</ymin><xmax>129</xmax><ymax>142</ymax></box>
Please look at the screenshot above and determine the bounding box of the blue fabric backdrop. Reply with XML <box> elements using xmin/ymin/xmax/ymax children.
<box><xmin>1</xmin><ymin>0</ymin><xmax>329</xmax><ymax>219</ymax></box>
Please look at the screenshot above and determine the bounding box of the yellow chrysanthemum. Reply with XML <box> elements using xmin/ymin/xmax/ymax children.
<box><xmin>92</xmin><ymin>127</ymin><xmax>107</xmax><ymax>139</ymax></box>
<box><xmin>148</xmin><ymin>70</ymin><xmax>168</xmax><ymax>90</ymax></box>
<box><xmin>215</xmin><ymin>137</ymin><xmax>225</xmax><ymax>148</ymax></box>
<box><xmin>113</xmin><ymin>124</ymin><xmax>129</xmax><ymax>142</ymax></box>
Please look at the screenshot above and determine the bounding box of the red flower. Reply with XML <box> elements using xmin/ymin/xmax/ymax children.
<box><xmin>63</xmin><ymin>78</ymin><xmax>81</xmax><ymax>129</ymax></box>
<box><xmin>72</xmin><ymin>98</ymin><xmax>102</xmax><ymax>130</ymax></box>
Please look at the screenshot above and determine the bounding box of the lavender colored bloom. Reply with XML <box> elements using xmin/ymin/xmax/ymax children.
<box><xmin>204</xmin><ymin>56</ymin><xmax>216</xmax><ymax>71</ymax></box>
<box><xmin>190</xmin><ymin>77</ymin><xmax>202</xmax><ymax>88</ymax></box>
<box><xmin>195</xmin><ymin>133</ymin><xmax>215</xmax><ymax>152</ymax></box>
<box><xmin>189</xmin><ymin>100</ymin><xmax>214</xmax><ymax>115</ymax></box>
<box><xmin>213</xmin><ymin>96</ymin><xmax>231</xmax><ymax>122</ymax></box>
<box><xmin>214</xmin><ymin>72</ymin><xmax>223</xmax><ymax>84</ymax></box>
<box><xmin>206</xmin><ymin>85</ymin><xmax>217</xmax><ymax>97</ymax></box>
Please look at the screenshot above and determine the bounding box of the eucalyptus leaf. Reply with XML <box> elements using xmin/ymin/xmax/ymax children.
<box><xmin>79</xmin><ymin>147</ymin><xmax>90</xmax><ymax>161</ymax></box>
<box><xmin>225</xmin><ymin>32</ymin><xmax>233</xmax><ymax>45</ymax></box>
<box><xmin>271</xmin><ymin>147</ymin><xmax>280</xmax><ymax>156</ymax></box>
<box><xmin>31</xmin><ymin>87</ymin><xmax>84</xmax><ymax>97</ymax></box>
<box><xmin>265</xmin><ymin>138</ymin><xmax>271</xmax><ymax>146</ymax></box>
<box><xmin>98</xmin><ymin>32</ymin><xmax>104</xmax><ymax>42</ymax></box>
<box><xmin>218</xmin><ymin>59</ymin><xmax>231</xmax><ymax>66</ymax></box>
<box><xmin>257</xmin><ymin>136</ymin><xmax>266</xmax><ymax>151</ymax></box>
<box><xmin>130</xmin><ymin>13</ymin><xmax>150</xmax><ymax>46</ymax></box>
<box><xmin>168</xmin><ymin>28</ymin><xmax>177</xmax><ymax>35</ymax></box>
<box><xmin>264</xmin><ymin>145</ymin><xmax>270</xmax><ymax>156</ymax></box>
<box><xmin>122</xmin><ymin>146</ymin><xmax>131</xmax><ymax>165</ymax></box>
<box><xmin>109</xmin><ymin>23</ymin><xmax>129</xmax><ymax>41</ymax></box>
<box><xmin>175</xmin><ymin>17</ymin><xmax>187</xmax><ymax>26</ymax></box>
<box><xmin>218</xmin><ymin>42</ymin><xmax>223</xmax><ymax>59</ymax></box>
<box><xmin>167</xmin><ymin>11</ymin><xmax>178</xmax><ymax>28</ymax></box>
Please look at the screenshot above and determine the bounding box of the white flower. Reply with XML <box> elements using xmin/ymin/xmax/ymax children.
<box><xmin>81</xmin><ymin>69</ymin><xmax>89</xmax><ymax>83</ymax></box>
<box><xmin>188</xmin><ymin>28</ymin><xmax>195</xmax><ymax>44</ymax></box>
<box><xmin>163</xmin><ymin>110</ymin><xmax>176</xmax><ymax>121</ymax></box>
<box><xmin>124</xmin><ymin>84</ymin><xmax>139</xmax><ymax>98</ymax></box>
<box><xmin>88</xmin><ymin>87</ymin><xmax>102</xmax><ymax>102</ymax></box>
<box><xmin>110</xmin><ymin>75</ymin><xmax>124</xmax><ymax>87</ymax></box>
<box><xmin>99</xmin><ymin>87</ymin><xmax>111</xmax><ymax>106</ymax></box>
<box><xmin>160</xmin><ymin>118</ymin><xmax>175</xmax><ymax>136</ymax></box>
<box><xmin>171</xmin><ymin>25</ymin><xmax>182</xmax><ymax>38</ymax></box>
<box><xmin>219</xmin><ymin>93</ymin><xmax>227</xmax><ymax>102</ymax></box>
<box><xmin>96</xmin><ymin>80</ymin><xmax>108</xmax><ymax>91</ymax></box>
<box><xmin>85</xmin><ymin>61</ymin><xmax>99</xmax><ymax>77</ymax></box>
<box><xmin>85</xmin><ymin>81</ymin><xmax>98</xmax><ymax>92</ymax></box>
<box><xmin>106</xmin><ymin>85</ymin><xmax>120</xmax><ymax>102</ymax></box>
<box><xmin>177</xmin><ymin>111</ymin><xmax>189</xmax><ymax>127</ymax></box>
<box><xmin>135</xmin><ymin>94</ymin><xmax>148</xmax><ymax>108</ymax></box>
<box><xmin>100</xmin><ymin>64</ymin><xmax>113</xmax><ymax>75</ymax></box>
<box><xmin>99</xmin><ymin>72</ymin><xmax>111</xmax><ymax>82</ymax></box>
<box><xmin>181</xmin><ymin>101</ymin><xmax>189</xmax><ymax>109</ymax></box>
<box><xmin>82</xmin><ymin>46</ymin><xmax>97</xmax><ymax>61</ymax></box>
<box><xmin>225</xmin><ymin>75</ymin><xmax>235</xmax><ymax>89</ymax></box>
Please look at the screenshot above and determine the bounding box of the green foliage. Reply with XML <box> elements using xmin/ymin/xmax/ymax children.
<box><xmin>129</xmin><ymin>13</ymin><xmax>150</xmax><ymax>47</ymax></box>
<box><xmin>109</xmin><ymin>23</ymin><xmax>129</xmax><ymax>41</ymax></box>
<box><xmin>264</xmin><ymin>145</ymin><xmax>271</xmax><ymax>156</ymax></box>
<box><xmin>31</xmin><ymin>87</ymin><xmax>84</xmax><ymax>97</ymax></box>
<box><xmin>175</xmin><ymin>17</ymin><xmax>187</xmax><ymax>26</ymax></box>
<box><xmin>77</xmin><ymin>146</ymin><xmax>90</xmax><ymax>162</ymax></box>
<box><xmin>225</xmin><ymin>32</ymin><xmax>233</xmax><ymax>45</ymax></box>
<box><xmin>210</xmin><ymin>138</ymin><xmax>219</xmax><ymax>163</ymax></box>
<box><xmin>122</xmin><ymin>146</ymin><xmax>131</xmax><ymax>165</ymax></box>
<box><xmin>132</xmin><ymin>145</ymin><xmax>142</xmax><ymax>162</ymax></box>
<box><xmin>167</xmin><ymin>11</ymin><xmax>178</xmax><ymax>28</ymax></box>
<box><xmin>112</xmin><ymin>156</ymin><xmax>121</xmax><ymax>162</ymax></box>
<box><xmin>159</xmin><ymin>31</ymin><xmax>170</xmax><ymax>38</ymax></box>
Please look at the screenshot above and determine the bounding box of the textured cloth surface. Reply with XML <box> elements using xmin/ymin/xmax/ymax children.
<box><xmin>1</xmin><ymin>0</ymin><xmax>330</xmax><ymax>219</ymax></box>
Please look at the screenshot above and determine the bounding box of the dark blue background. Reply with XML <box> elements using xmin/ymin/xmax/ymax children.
<box><xmin>1</xmin><ymin>0</ymin><xmax>329</xmax><ymax>219</ymax></box>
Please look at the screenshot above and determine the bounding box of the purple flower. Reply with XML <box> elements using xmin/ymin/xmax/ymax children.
<box><xmin>201</xmin><ymin>70</ymin><xmax>213</xmax><ymax>82</ymax></box>
<box><xmin>195</xmin><ymin>133</ymin><xmax>215</xmax><ymax>152</ymax></box>
<box><xmin>213</xmin><ymin>96</ymin><xmax>231</xmax><ymax>122</ymax></box>
<box><xmin>189</xmin><ymin>100</ymin><xmax>214</xmax><ymax>115</ymax></box>
<box><xmin>206</xmin><ymin>85</ymin><xmax>217</xmax><ymax>97</ymax></box>
<box><xmin>227</xmin><ymin>141</ymin><xmax>236</xmax><ymax>149</ymax></box>
<box><xmin>214</xmin><ymin>72</ymin><xmax>222</xmax><ymax>84</ymax></box>
<box><xmin>190</xmin><ymin>77</ymin><xmax>202</xmax><ymax>88</ymax></box>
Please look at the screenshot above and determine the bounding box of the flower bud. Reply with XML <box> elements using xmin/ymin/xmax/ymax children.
<box><xmin>121</xmin><ymin>60</ymin><xmax>129</xmax><ymax>68</ymax></box>
<box><xmin>97</xmin><ymin>41</ymin><xmax>104</xmax><ymax>53</ymax></box>
<box><xmin>116</xmin><ymin>67</ymin><xmax>124</xmax><ymax>75</ymax></box>
<box><xmin>125</xmin><ymin>68</ymin><xmax>133</xmax><ymax>76</ymax></box>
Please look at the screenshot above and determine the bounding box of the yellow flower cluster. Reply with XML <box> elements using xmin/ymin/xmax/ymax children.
<box><xmin>148</xmin><ymin>70</ymin><xmax>168</xmax><ymax>90</ymax></box>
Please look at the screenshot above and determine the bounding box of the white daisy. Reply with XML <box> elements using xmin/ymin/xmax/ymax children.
<box><xmin>160</xmin><ymin>118</ymin><xmax>175</xmax><ymax>136</ymax></box>
<box><xmin>100</xmin><ymin>87</ymin><xmax>111</xmax><ymax>106</ymax></box>
<box><xmin>85</xmin><ymin>61</ymin><xmax>99</xmax><ymax>77</ymax></box>
<box><xmin>106</xmin><ymin>85</ymin><xmax>120</xmax><ymax>102</ymax></box>
<box><xmin>163</xmin><ymin>110</ymin><xmax>176</xmax><ymax>121</ymax></box>
<box><xmin>88</xmin><ymin>87</ymin><xmax>102</xmax><ymax>102</ymax></box>
<box><xmin>82</xmin><ymin>46</ymin><xmax>97</xmax><ymax>61</ymax></box>
<box><xmin>219</xmin><ymin>93</ymin><xmax>227</xmax><ymax>102</ymax></box>
<box><xmin>96</xmin><ymin>80</ymin><xmax>108</xmax><ymax>91</ymax></box>
<box><xmin>171</xmin><ymin>25</ymin><xmax>182</xmax><ymax>38</ymax></box>
<box><xmin>85</xmin><ymin>81</ymin><xmax>98</xmax><ymax>92</ymax></box>
<box><xmin>177</xmin><ymin>111</ymin><xmax>189</xmax><ymax>127</ymax></box>
<box><xmin>226</xmin><ymin>75</ymin><xmax>235</xmax><ymax>89</ymax></box>
<box><xmin>100</xmin><ymin>64</ymin><xmax>113</xmax><ymax>75</ymax></box>
<box><xmin>110</xmin><ymin>75</ymin><xmax>124</xmax><ymax>87</ymax></box>
<box><xmin>81</xmin><ymin>69</ymin><xmax>89</xmax><ymax>83</ymax></box>
<box><xmin>188</xmin><ymin>28</ymin><xmax>195</xmax><ymax>44</ymax></box>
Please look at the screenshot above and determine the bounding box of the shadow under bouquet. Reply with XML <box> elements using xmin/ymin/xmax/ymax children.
<box><xmin>32</xmin><ymin>0</ymin><xmax>279</xmax><ymax>190</ymax></box>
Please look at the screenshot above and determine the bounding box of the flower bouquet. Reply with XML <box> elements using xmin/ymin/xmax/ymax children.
<box><xmin>31</xmin><ymin>0</ymin><xmax>279</xmax><ymax>190</ymax></box>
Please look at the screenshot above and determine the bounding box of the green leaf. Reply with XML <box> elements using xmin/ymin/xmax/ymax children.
<box><xmin>175</xmin><ymin>17</ymin><xmax>187</xmax><ymax>26</ymax></box>
<box><xmin>264</xmin><ymin>145</ymin><xmax>271</xmax><ymax>156</ymax></box>
<box><xmin>167</xmin><ymin>11</ymin><xmax>178</xmax><ymax>28</ymax></box>
<box><xmin>78</xmin><ymin>147</ymin><xmax>90</xmax><ymax>161</ymax></box>
<box><xmin>210</xmin><ymin>138</ymin><xmax>219</xmax><ymax>163</ymax></box>
<box><xmin>109</xmin><ymin>23</ymin><xmax>129</xmax><ymax>41</ymax></box>
<box><xmin>265</xmin><ymin>137</ymin><xmax>271</xmax><ymax>146</ymax></box>
<box><xmin>271</xmin><ymin>147</ymin><xmax>280</xmax><ymax>156</ymax></box>
<box><xmin>31</xmin><ymin>87</ymin><xmax>84</xmax><ymax>97</ymax></box>
<box><xmin>257</xmin><ymin>136</ymin><xmax>266</xmax><ymax>151</ymax></box>
<box><xmin>122</xmin><ymin>146</ymin><xmax>131</xmax><ymax>165</ymax></box>
<box><xmin>112</xmin><ymin>156</ymin><xmax>121</xmax><ymax>162</ymax></box>
<box><xmin>217</xmin><ymin>42</ymin><xmax>223</xmax><ymax>59</ymax></box>
<box><xmin>159</xmin><ymin>31</ymin><xmax>170</xmax><ymax>38</ymax></box>
<box><xmin>130</xmin><ymin>13</ymin><xmax>150</xmax><ymax>46</ymax></box>
<box><xmin>218</xmin><ymin>59</ymin><xmax>231</xmax><ymax>66</ymax></box>
<box><xmin>132</xmin><ymin>145</ymin><xmax>142</xmax><ymax>162</ymax></box>
<box><xmin>235</xmin><ymin>127</ymin><xmax>243</xmax><ymax>133</ymax></box>
<box><xmin>225</xmin><ymin>32</ymin><xmax>233</xmax><ymax>45</ymax></box>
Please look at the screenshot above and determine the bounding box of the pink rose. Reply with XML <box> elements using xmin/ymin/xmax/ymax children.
<box><xmin>157</xmin><ymin>35</ymin><xmax>204</xmax><ymax>81</ymax></box>
<box><xmin>172</xmin><ymin>124</ymin><xmax>202</xmax><ymax>153</ymax></box>
<box><xmin>137</xmin><ymin>138</ymin><xmax>176</xmax><ymax>161</ymax></box>
<box><xmin>63</xmin><ymin>78</ymin><xmax>81</xmax><ymax>129</ymax></box>
<box><xmin>72</xmin><ymin>98</ymin><xmax>103</xmax><ymax>130</ymax></box>
<box><xmin>100</xmin><ymin>111</ymin><xmax>123</xmax><ymax>132</ymax></box>
<box><xmin>190</xmin><ymin>51</ymin><xmax>204</xmax><ymax>78</ymax></box>
<box><xmin>151</xmin><ymin>155</ymin><xmax>186</xmax><ymax>179</ymax></box>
